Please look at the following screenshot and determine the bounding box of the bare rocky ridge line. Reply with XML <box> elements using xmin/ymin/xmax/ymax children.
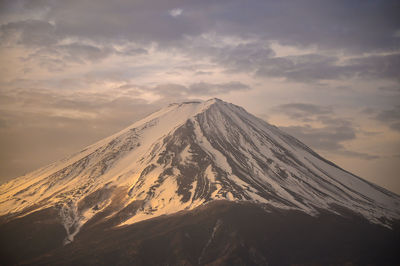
<box><xmin>0</xmin><ymin>98</ymin><xmax>399</xmax><ymax>244</ymax></box>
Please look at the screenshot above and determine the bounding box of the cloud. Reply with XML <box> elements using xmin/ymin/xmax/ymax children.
<box><xmin>2</xmin><ymin>1</ymin><xmax>399</xmax><ymax>84</ymax></box>
<box><xmin>213</xmin><ymin>42</ymin><xmax>275</xmax><ymax>72</ymax></box>
<box><xmin>254</xmin><ymin>52</ymin><xmax>400</xmax><ymax>83</ymax></box>
<box><xmin>389</xmin><ymin>122</ymin><xmax>400</xmax><ymax>132</ymax></box>
<box><xmin>0</xmin><ymin>18</ymin><xmax>148</xmax><ymax>69</ymax></box>
<box><xmin>347</xmin><ymin>53</ymin><xmax>400</xmax><ymax>82</ymax></box>
<box><xmin>255</xmin><ymin>54</ymin><xmax>343</xmax><ymax>82</ymax></box>
<box><xmin>194</xmin><ymin>71</ymin><xmax>213</xmax><ymax>76</ymax></box>
<box><xmin>189</xmin><ymin>81</ymin><xmax>250</xmax><ymax>95</ymax></box>
<box><xmin>150</xmin><ymin>81</ymin><xmax>251</xmax><ymax>99</ymax></box>
<box><xmin>274</xmin><ymin>102</ymin><xmax>380</xmax><ymax>160</ymax></box>
<box><xmin>185</xmin><ymin>39</ymin><xmax>400</xmax><ymax>83</ymax></box>
<box><xmin>378</xmin><ymin>86</ymin><xmax>400</xmax><ymax>93</ymax></box>
<box><xmin>116</xmin><ymin>47</ymin><xmax>148</xmax><ymax>56</ymax></box>
<box><xmin>374</xmin><ymin>105</ymin><xmax>400</xmax><ymax>132</ymax></box>
<box><xmin>0</xmin><ymin>19</ymin><xmax>58</xmax><ymax>47</ymax></box>
<box><xmin>0</xmin><ymin>80</ymin><xmax>249</xmax><ymax>124</ymax></box>
<box><xmin>57</xmin><ymin>43</ymin><xmax>114</xmax><ymax>63</ymax></box>
<box><xmin>376</xmin><ymin>105</ymin><xmax>400</xmax><ymax>122</ymax></box>
<box><xmin>169</xmin><ymin>8</ymin><xmax>183</xmax><ymax>17</ymax></box>
<box><xmin>180</xmin><ymin>40</ymin><xmax>275</xmax><ymax>74</ymax></box>
<box><xmin>333</xmin><ymin>149</ymin><xmax>381</xmax><ymax>160</ymax></box>
<box><xmin>4</xmin><ymin>0</ymin><xmax>398</xmax><ymax>53</ymax></box>
<box><xmin>272</xmin><ymin>102</ymin><xmax>353</xmax><ymax>127</ymax></box>
<box><xmin>15</xmin><ymin>39</ymin><xmax>146</xmax><ymax>71</ymax></box>
<box><xmin>273</xmin><ymin>103</ymin><xmax>333</xmax><ymax>120</ymax></box>
<box><xmin>280</xmin><ymin>124</ymin><xmax>379</xmax><ymax>160</ymax></box>
<box><xmin>280</xmin><ymin>124</ymin><xmax>355</xmax><ymax>150</ymax></box>
<box><xmin>2</xmin><ymin>0</ymin><xmax>400</xmax><ymax>52</ymax></box>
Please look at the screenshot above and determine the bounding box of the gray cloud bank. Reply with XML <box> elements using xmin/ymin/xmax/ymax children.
<box><xmin>274</xmin><ymin>103</ymin><xmax>380</xmax><ymax>160</ymax></box>
<box><xmin>1</xmin><ymin>0</ymin><xmax>399</xmax><ymax>82</ymax></box>
<box><xmin>375</xmin><ymin>105</ymin><xmax>400</xmax><ymax>132</ymax></box>
<box><xmin>2</xmin><ymin>0</ymin><xmax>399</xmax><ymax>52</ymax></box>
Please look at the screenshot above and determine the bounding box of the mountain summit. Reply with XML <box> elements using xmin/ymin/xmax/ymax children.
<box><xmin>1</xmin><ymin>98</ymin><xmax>399</xmax><ymax>265</ymax></box>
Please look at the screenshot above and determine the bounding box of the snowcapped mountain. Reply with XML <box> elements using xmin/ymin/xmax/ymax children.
<box><xmin>1</xmin><ymin>98</ymin><xmax>399</xmax><ymax>248</ymax></box>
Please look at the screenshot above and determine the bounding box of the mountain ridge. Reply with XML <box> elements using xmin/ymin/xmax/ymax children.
<box><xmin>1</xmin><ymin>98</ymin><xmax>399</xmax><ymax>246</ymax></box>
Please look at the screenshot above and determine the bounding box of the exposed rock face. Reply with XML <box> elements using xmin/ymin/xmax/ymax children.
<box><xmin>0</xmin><ymin>98</ymin><xmax>399</xmax><ymax>264</ymax></box>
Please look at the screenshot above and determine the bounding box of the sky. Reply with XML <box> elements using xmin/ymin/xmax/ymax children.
<box><xmin>0</xmin><ymin>0</ymin><xmax>399</xmax><ymax>194</ymax></box>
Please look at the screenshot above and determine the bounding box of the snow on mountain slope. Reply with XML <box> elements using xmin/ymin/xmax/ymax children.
<box><xmin>1</xmin><ymin>98</ymin><xmax>399</xmax><ymax>243</ymax></box>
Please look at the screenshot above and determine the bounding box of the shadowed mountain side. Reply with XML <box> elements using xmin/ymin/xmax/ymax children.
<box><xmin>0</xmin><ymin>208</ymin><xmax>65</xmax><ymax>265</ymax></box>
<box><xmin>1</xmin><ymin>201</ymin><xmax>399</xmax><ymax>265</ymax></box>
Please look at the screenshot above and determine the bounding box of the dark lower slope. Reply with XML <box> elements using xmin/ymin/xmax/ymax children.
<box><xmin>0</xmin><ymin>208</ymin><xmax>65</xmax><ymax>265</ymax></box>
<box><xmin>1</xmin><ymin>201</ymin><xmax>399</xmax><ymax>266</ymax></box>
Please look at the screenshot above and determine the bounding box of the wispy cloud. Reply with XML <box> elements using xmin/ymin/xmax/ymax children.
<box><xmin>374</xmin><ymin>105</ymin><xmax>400</xmax><ymax>132</ymax></box>
<box><xmin>273</xmin><ymin>102</ymin><xmax>381</xmax><ymax>160</ymax></box>
<box><xmin>169</xmin><ymin>8</ymin><xmax>183</xmax><ymax>17</ymax></box>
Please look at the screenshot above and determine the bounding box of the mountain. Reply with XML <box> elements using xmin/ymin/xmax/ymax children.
<box><xmin>1</xmin><ymin>98</ymin><xmax>399</xmax><ymax>265</ymax></box>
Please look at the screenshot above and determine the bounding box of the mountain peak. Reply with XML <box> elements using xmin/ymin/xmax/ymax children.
<box><xmin>206</xmin><ymin>97</ymin><xmax>223</xmax><ymax>103</ymax></box>
<box><xmin>167</xmin><ymin>98</ymin><xmax>226</xmax><ymax>108</ymax></box>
